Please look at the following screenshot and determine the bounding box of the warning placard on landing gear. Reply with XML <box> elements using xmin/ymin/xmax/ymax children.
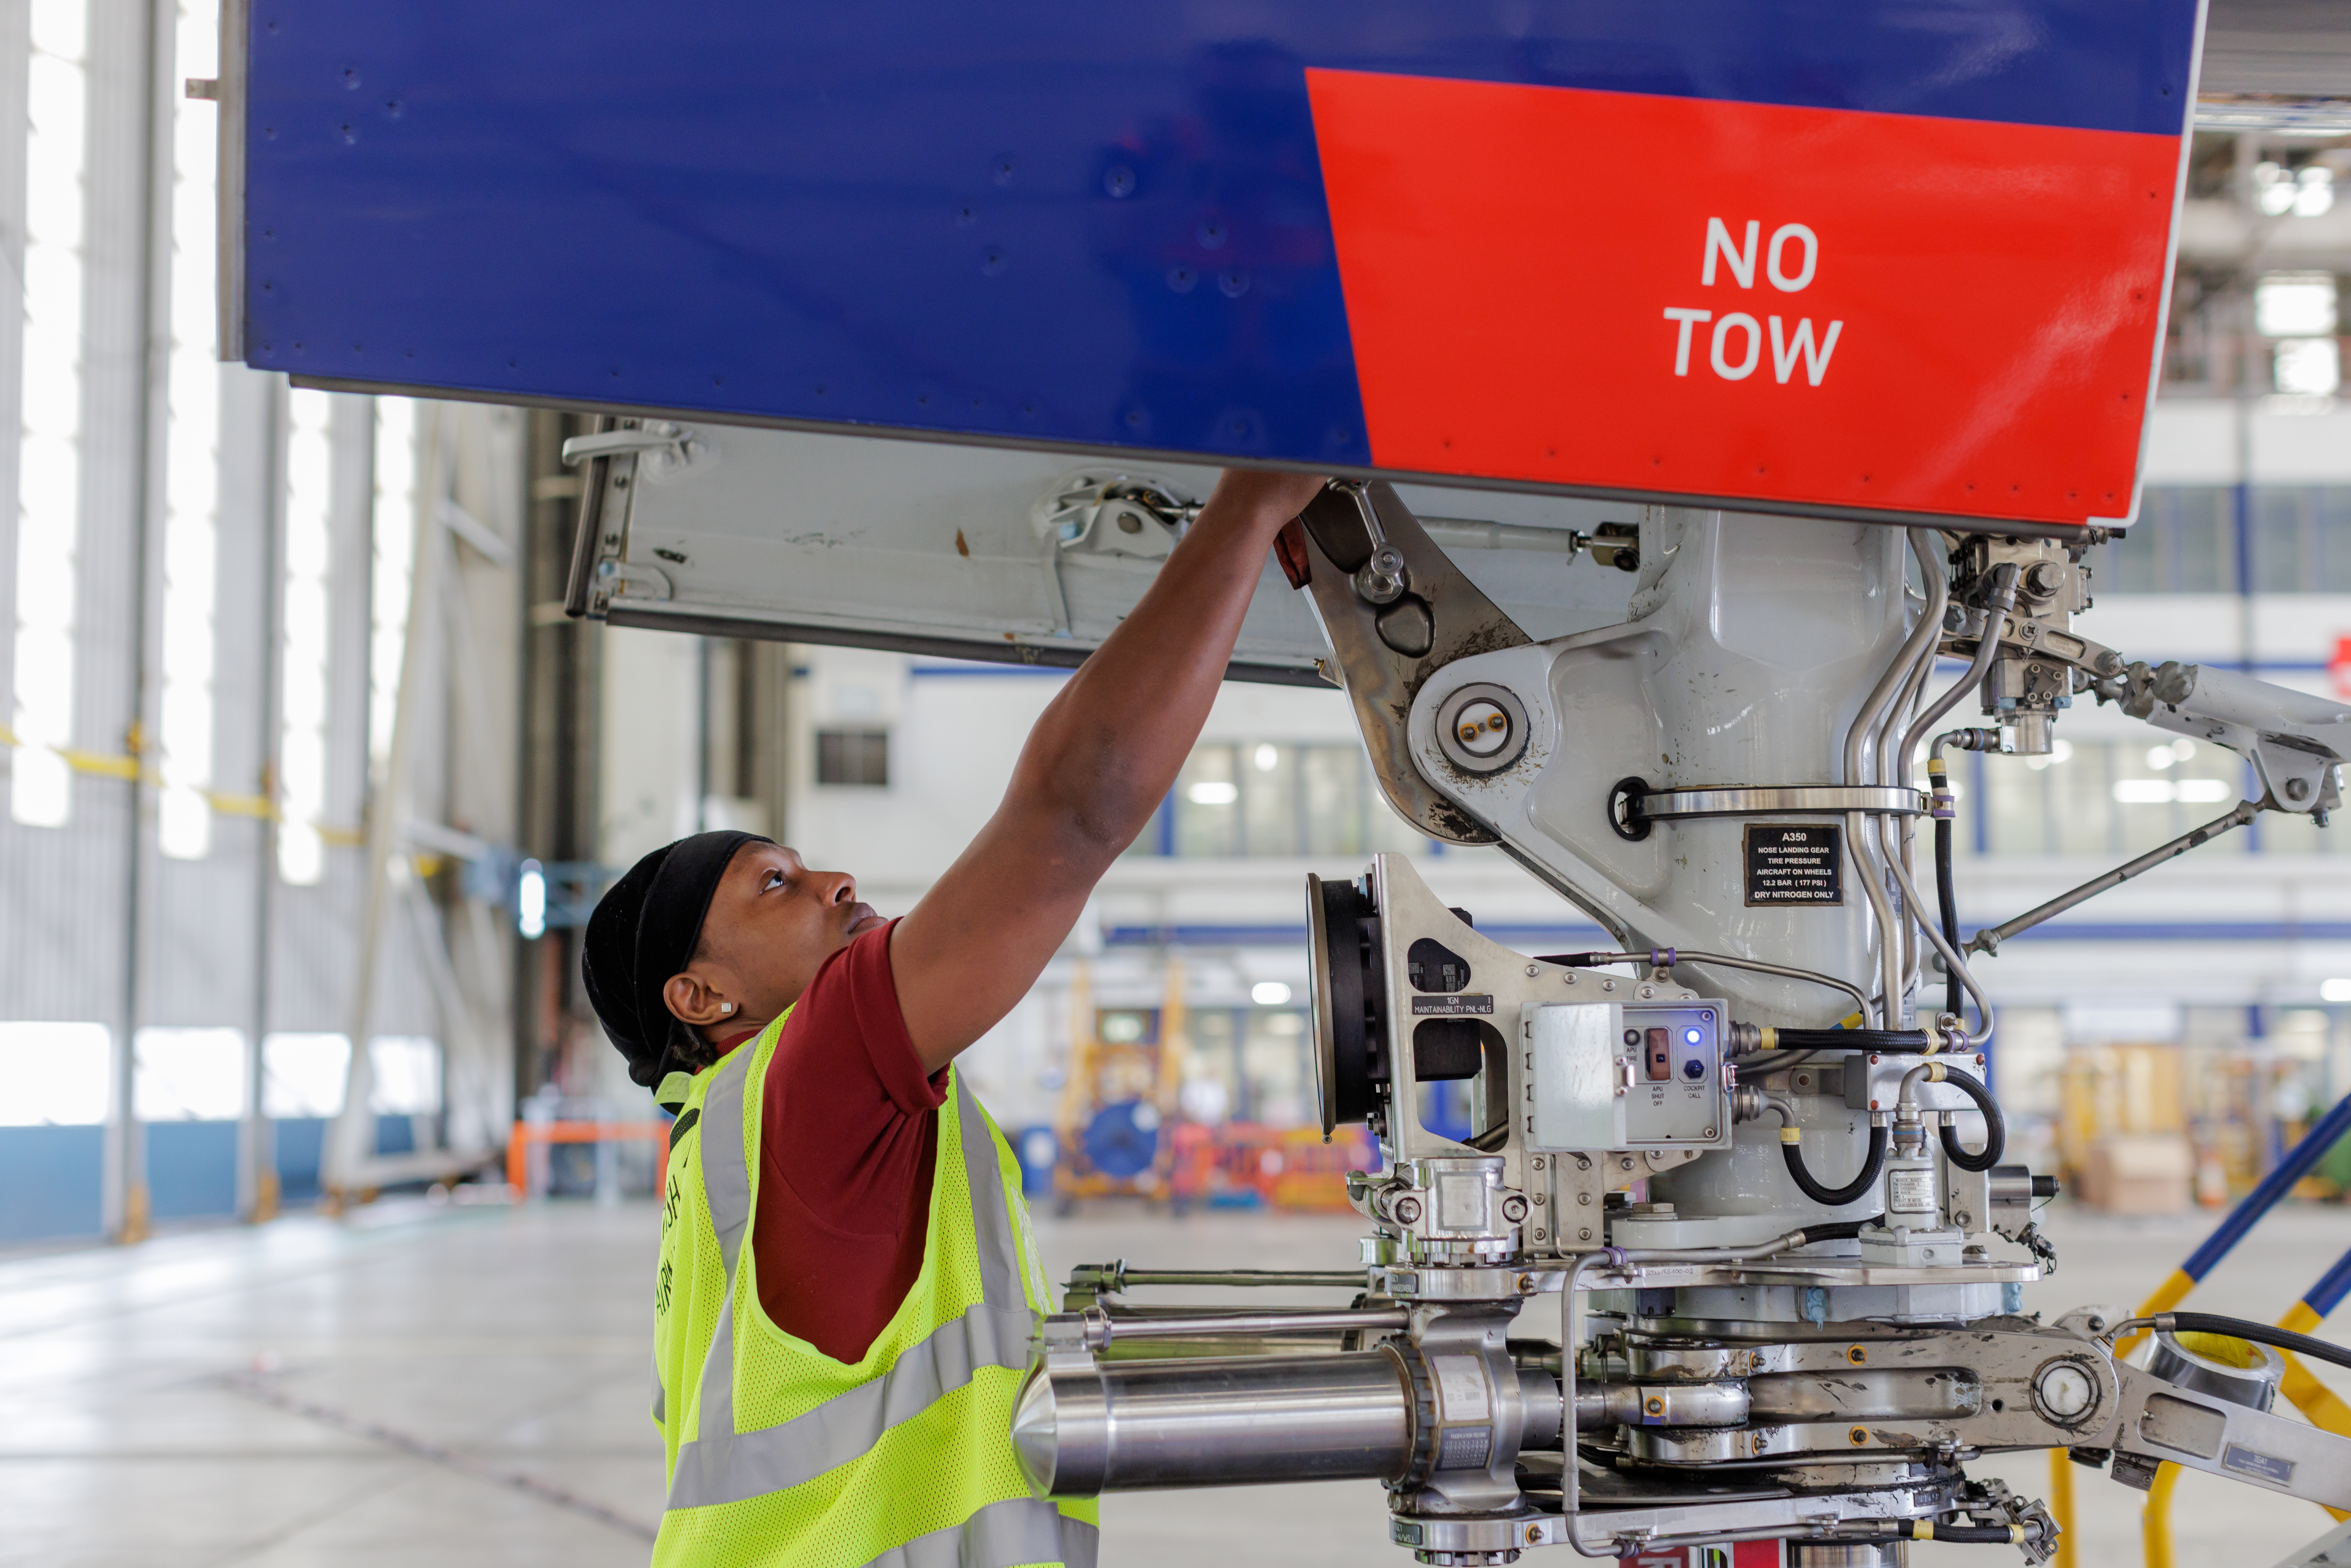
<box><xmin>1744</xmin><ymin>824</ymin><xmax>1842</xmax><ymax>906</ymax></box>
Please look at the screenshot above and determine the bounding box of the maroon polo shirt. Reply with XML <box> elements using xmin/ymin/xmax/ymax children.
<box><xmin>713</xmin><ymin>919</ymin><xmax>947</xmax><ymax>1365</ymax></box>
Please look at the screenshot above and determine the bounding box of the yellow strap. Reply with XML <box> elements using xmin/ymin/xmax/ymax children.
<box><xmin>2143</xmin><ymin>1460</ymin><xmax>2180</xmax><ymax>1568</ymax></box>
<box><xmin>1780</xmin><ymin>1127</ymin><xmax>1802</xmax><ymax>1144</ymax></box>
<box><xmin>2276</xmin><ymin>1302</ymin><xmax>2351</xmax><ymax>1520</ymax></box>
<box><xmin>2050</xmin><ymin>1448</ymin><xmax>2076</xmax><ymax>1568</ymax></box>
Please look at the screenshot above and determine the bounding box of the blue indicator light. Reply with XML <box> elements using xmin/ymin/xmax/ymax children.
<box><xmin>1683</xmin><ymin>1027</ymin><xmax>1704</xmax><ymax>1046</ymax></box>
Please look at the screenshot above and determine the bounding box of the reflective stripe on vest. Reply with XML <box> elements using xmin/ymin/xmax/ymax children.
<box><xmin>859</xmin><ymin>1496</ymin><xmax>1100</xmax><ymax>1568</ymax></box>
<box><xmin>666</xmin><ymin>1064</ymin><xmax>1042</xmax><ymax>1523</ymax></box>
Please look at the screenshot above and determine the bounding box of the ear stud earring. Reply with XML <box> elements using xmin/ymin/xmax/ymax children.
<box><xmin>721</xmin><ymin>1002</ymin><xmax>735</xmax><ymax>1014</ymax></box>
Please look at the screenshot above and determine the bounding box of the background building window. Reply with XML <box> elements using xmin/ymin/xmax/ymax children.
<box><xmin>2102</xmin><ymin>487</ymin><xmax>2235</xmax><ymax>593</ymax></box>
<box><xmin>1980</xmin><ymin>739</ymin><xmax>2259</xmax><ymax>857</ymax></box>
<box><xmin>1156</xmin><ymin>741</ymin><xmax>1429</xmax><ymax>858</ymax></box>
<box><xmin>2106</xmin><ymin>485</ymin><xmax>2351</xmax><ymax>594</ymax></box>
<box><xmin>2253</xmin><ymin>487</ymin><xmax>2351</xmax><ymax>593</ymax></box>
<box><xmin>815</xmin><ymin>728</ymin><xmax>890</xmax><ymax>786</ymax></box>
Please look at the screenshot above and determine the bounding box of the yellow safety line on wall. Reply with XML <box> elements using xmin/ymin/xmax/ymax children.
<box><xmin>3</xmin><ymin>721</ymin><xmax>369</xmax><ymax>845</ymax></box>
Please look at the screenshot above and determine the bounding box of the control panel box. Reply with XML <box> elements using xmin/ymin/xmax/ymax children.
<box><xmin>1523</xmin><ymin>999</ymin><xmax>1731</xmax><ymax>1154</ymax></box>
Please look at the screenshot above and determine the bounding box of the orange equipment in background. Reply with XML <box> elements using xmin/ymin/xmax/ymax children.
<box><xmin>1049</xmin><ymin>961</ymin><xmax>1188</xmax><ymax>1215</ymax></box>
<box><xmin>1166</xmin><ymin>1121</ymin><xmax>1380</xmax><ymax>1213</ymax></box>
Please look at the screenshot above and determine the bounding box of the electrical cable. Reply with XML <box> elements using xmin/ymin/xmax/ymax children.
<box><xmin>1887</xmin><ymin>848</ymin><xmax>1996</xmax><ymax>1048</ymax></box>
<box><xmin>1933</xmin><ymin>1065</ymin><xmax>2006</xmax><ymax>1173</ymax></box>
<box><xmin>2153</xmin><ymin>1313</ymin><xmax>2351</xmax><ymax>1375</ymax></box>
<box><xmin>1934</xmin><ymin>809</ymin><xmax>1962</xmax><ymax>1019</ymax></box>
<box><xmin>1781</xmin><ymin>1124</ymin><xmax>1888</xmax><ymax>1208</ymax></box>
<box><xmin>1928</xmin><ymin>728</ymin><xmax>2001</xmax><ymax>1028</ymax></box>
<box><xmin>1838</xmin><ymin>1524</ymin><xmax>2048</xmax><ymax>1546</ymax></box>
<box><xmin>1771</xmin><ymin>1028</ymin><xmax>1928</xmax><ymax>1052</ymax></box>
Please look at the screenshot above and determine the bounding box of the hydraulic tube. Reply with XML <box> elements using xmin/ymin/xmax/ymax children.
<box><xmin>1013</xmin><ymin>1351</ymin><xmax>1417</xmax><ymax>1495</ymax></box>
<box><xmin>1013</xmin><ymin>1350</ymin><xmax>1576</xmax><ymax>1497</ymax></box>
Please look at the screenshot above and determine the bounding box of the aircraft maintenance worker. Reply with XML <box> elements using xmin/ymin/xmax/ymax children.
<box><xmin>580</xmin><ymin>467</ymin><xmax>1330</xmax><ymax>1568</ymax></box>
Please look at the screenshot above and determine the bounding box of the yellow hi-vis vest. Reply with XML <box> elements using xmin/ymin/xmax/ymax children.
<box><xmin>650</xmin><ymin>1020</ymin><xmax>1097</xmax><ymax>1568</ymax></box>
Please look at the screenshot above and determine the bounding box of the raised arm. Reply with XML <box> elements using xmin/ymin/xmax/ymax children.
<box><xmin>890</xmin><ymin>469</ymin><xmax>1327</xmax><ymax>1071</ymax></box>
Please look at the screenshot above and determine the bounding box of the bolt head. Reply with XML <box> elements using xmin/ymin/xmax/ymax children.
<box><xmin>2036</xmin><ymin>1361</ymin><xmax>2097</xmax><ymax>1420</ymax></box>
<box><xmin>1578</xmin><ymin>1227</ymin><xmax>1593</xmax><ymax>1241</ymax></box>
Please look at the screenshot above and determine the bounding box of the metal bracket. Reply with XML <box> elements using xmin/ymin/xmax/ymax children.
<box><xmin>560</xmin><ymin>421</ymin><xmax>704</xmax><ymax>481</ymax></box>
<box><xmin>594</xmin><ymin>558</ymin><xmax>672</xmax><ymax>602</ymax></box>
<box><xmin>1293</xmin><ymin>483</ymin><xmax>1532</xmax><ymax>845</ymax></box>
<box><xmin>1033</xmin><ymin>471</ymin><xmax>1199</xmax><ymax>561</ymax></box>
<box><xmin>1633</xmin><ymin>785</ymin><xmax>1927</xmax><ymax>822</ymax></box>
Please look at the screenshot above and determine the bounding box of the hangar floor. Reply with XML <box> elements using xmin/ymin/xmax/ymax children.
<box><xmin>1</xmin><ymin>1198</ymin><xmax>2344</xmax><ymax>1568</ymax></box>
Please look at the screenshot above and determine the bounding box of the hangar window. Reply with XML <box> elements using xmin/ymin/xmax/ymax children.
<box><xmin>1976</xmin><ymin>739</ymin><xmax>2275</xmax><ymax>858</ymax></box>
<box><xmin>2108</xmin><ymin>486</ymin><xmax>2351</xmax><ymax>594</ymax></box>
<box><xmin>815</xmin><ymin>728</ymin><xmax>890</xmax><ymax>787</ymax></box>
<box><xmin>1152</xmin><ymin>742</ymin><xmax>1431</xmax><ymax>858</ymax></box>
<box><xmin>2252</xmin><ymin>487</ymin><xmax>2351</xmax><ymax>593</ymax></box>
<box><xmin>2103</xmin><ymin>487</ymin><xmax>2235</xmax><ymax>593</ymax></box>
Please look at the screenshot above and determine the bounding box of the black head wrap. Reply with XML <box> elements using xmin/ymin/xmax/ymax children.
<box><xmin>582</xmin><ymin>830</ymin><xmax>772</xmax><ymax>1088</ymax></box>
